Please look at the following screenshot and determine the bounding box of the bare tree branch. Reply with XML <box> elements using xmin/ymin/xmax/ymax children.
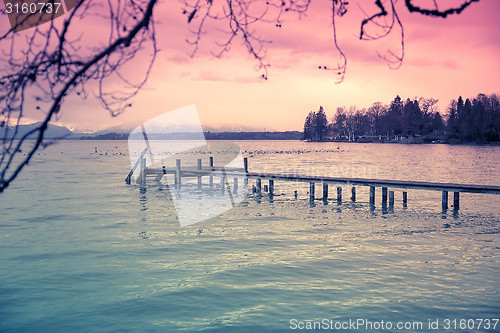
<box><xmin>405</xmin><ymin>0</ymin><xmax>479</xmax><ymax>17</ymax></box>
<box><xmin>0</xmin><ymin>0</ymin><xmax>157</xmax><ymax>193</ymax></box>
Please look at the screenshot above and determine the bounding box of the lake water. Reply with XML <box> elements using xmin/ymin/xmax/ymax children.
<box><xmin>0</xmin><ymin>141</ymin><xmax>499</xmax><ymax>332</ymax></box>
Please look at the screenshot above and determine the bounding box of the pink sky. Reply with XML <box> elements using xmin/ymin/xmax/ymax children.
<box><xmin>20</xmin><ymin>0</ymin><xmax>500</xmax><ymax>132</ymax></box>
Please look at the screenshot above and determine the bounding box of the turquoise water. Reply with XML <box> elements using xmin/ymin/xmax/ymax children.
<box><xmin>1</xmin><ymin>141</ymin><xmax>499</xmax><ymax>332</ymax></box>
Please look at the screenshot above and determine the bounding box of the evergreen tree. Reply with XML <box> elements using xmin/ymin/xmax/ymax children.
<box><xmin>402</xmin><ymin>98</ymin><xmax>423</xmax><ymax>136</ymax></box>
<box><xmin>386</xmin><ymin>95</ymin><xmax>404</xmax><ymax>136</ymax></box>
<box><xmin>431</xmin><ymin>112</ymin><xmax>444</xmax><ymax>132</ymax></box>
<box><xmin>315</xmin><ymin>106</ymin><xmax>328</xmax><ymax>141</ymax></box>
<box><xmin>303</xmin><ymin>111</ymin><xmax>316</xmax><ymax>141</ymax></box>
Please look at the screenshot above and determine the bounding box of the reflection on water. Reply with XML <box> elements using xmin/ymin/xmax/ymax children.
<box><xmin>0</xmin><ymin>141</ymin><xmax>498</xmax><ymax>332</ymax></box>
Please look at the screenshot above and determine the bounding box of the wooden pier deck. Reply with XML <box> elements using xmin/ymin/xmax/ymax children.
<box><xmin>126</xmin><ymin>154</ymin><xmax>500</xmax><ymax>212</ymax></box>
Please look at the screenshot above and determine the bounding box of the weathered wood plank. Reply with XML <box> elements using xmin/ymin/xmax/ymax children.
<box><xmin>382</xmin><ymin>187</ymin><xmax>388</xmax><ymax>203</ymax></box>
<box><xmin>442</xmin><ymin>191</ymin><xmax>448</xmax><ymax>210</ymax></box>
<box><xmin>322</xmin><ymin>183</ymin><xmax>328</xmax><ymax>200</ymax></box>
<box><xmin>369</xmin><ymin>186</ymin><xmax>375</xmax><ymax>206</ymax></box>
<box><xmin>309</xmin><ymin>182</ymin><xmax>315</xmax><ymax>202</ymax></box>
<box><xmin>197</xmin><ymin>159</ymin><xmax>202</xmax><ymax>188</ymax></box>
<box><xmin>454</xmin><ymin>192</ymin><xmax>460</xmax><ymax>210</ymax></box>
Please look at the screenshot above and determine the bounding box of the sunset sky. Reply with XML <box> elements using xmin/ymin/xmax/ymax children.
<box><xmin>8</xmin><ymin>0</ymin><xmax>500</xmax><ymax>132</ymax></box>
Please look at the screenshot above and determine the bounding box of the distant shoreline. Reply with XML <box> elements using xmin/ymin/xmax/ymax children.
<box><xmin>70</xmin><ymin>136</ymin><xmax>500</xmax><ymax>146</ymax></box>
<box><xmin>5</xmin><ymin>122</ymin><xmax>499</xmax><ymax>144</ymax></box>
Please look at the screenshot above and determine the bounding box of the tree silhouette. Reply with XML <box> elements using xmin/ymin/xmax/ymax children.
<box><xmin>303</xmin><ymin>111</ymin><xmax>316</xmax><ymax>141</ymax></box>
<box><xmin>183</xmin><ymin>0</ymin><xmax>480</xmax><ymax>82</ymax></box>
<box><xmin>0</xmin><ymin>0</ymin><xmax>157</xmax><ymax>193</ymax></box>
<box><xmin>315</xmin><ymin>106</ymin><xmax>328</xmax><ymax>141</ymax></box>
<box><xmin>304</xmin><ymin>93</ymin><xmax>499</xmax><ymax>143</ymax></box>
<box><xmin>447</xmin><ymin>94</ymin><xmax>500</xmax><ymax>143</ymax></box>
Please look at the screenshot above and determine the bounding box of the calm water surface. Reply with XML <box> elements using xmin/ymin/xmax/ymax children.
<box><xmin>0</xmin><ymin>141</ymin><xmax>499</xmax><ymax>332</ymax></box>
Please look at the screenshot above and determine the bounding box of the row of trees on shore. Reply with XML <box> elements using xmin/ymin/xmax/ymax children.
<box><xmin>304</xmin><ymin>94</ymin><xmax>500</xmax><ymax>143</ymax></box>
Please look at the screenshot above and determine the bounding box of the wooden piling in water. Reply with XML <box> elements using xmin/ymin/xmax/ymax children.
<box><xmin>256</xmin><ymin>179</ymin><xmax>262</xmax><ymax>194</ymax></box>
<box><xmin>243</xmin><ymin>157</ymin><xmax>249</xmax><ymax>188</ymax></box>
<box><xmin>453</xmin><ymin>192</ymin><xmax>460</xmax><ymax>210</ymax></box>
<box><xmin>269</xmin><ymin>179</ymin><xmax>274</xmax><ymax>196</ymax></box>
<box><xmin>220</xmin><ymin>176</ymin><xmax>225</xmax><ymax>194</ymax></box>
<box><xmin>337</xmin><ymin>187</ymin><xmax>342</xmax><ymax>204</ymax></box>
<box><xmin>175</xmin><ymin>159</ymin><xmax>181</xmax><ymax>188</ymax></box>
<box><xmin>382</xmin><ymin>187</ymin><xmax>388</xmax><ymax>203</ymax></box>
<box><xmin>369</xmin><ymin>186</ymin><xmax>375</xmax><ymax>206</ymax></box>
<box><xmin>389</xmin><ymin>191</ymin><xmax>394</xmax><ymax>210</ymax></box>
<box><xmin>197</xmin><ymin>159</ymin><xmax>202</xmax><ymax>188</ymax></box>
<box><xmin>442</xmin><ymin>191</ymin><xmax>448</xmax><ymax>210</ymax></box>
<box><xmin>234</xmin><ymin>177</ymin><xmax>238</xmax><ymax>193</ymax></box>
<box><xmin>351</xmin><ymin>187</ymin><xmax>356</xmax><ymax>202</ymax></box>
<box><xmin>209</xmin><ymin>156</ymin><xmax>214</xmax><ymax>188</ymax></box>
<box><xmin>264</xmin><ymin>185</ymin><xmax>269</xmax><ymax>192</ymax></box>
<box><xmin>309</xmin><ymin>183</ymin><xmax>315</xmax><ymax>202</ymax></box>
<box><xmin>403</xmin><ymin>191</ymin><xmax>408</xmax><ymax>205</ymax></box>
<box><xmin>323</xmin><ymin>183</ymin><xmax>328</xmax><ymax>200</ymax></box>
<box><xmin>140</xmin><ymin>157</ymin><xmax>146</xmax><ymax>187</ymax></box>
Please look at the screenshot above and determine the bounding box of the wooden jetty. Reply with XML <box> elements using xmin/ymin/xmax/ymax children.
<box><xmin>126</xmin><ymin>153</ymin><xmax>500</xmax><ymax>212</ymax></box>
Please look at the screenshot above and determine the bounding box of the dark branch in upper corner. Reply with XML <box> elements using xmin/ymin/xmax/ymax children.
<box><xmin>405</xmin><ymin>0</ymin><xmax>480</xmax><ymax>17</ymax></box>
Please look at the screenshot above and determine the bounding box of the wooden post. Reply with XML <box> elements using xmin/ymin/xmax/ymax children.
<box><xmin>382</xmin><ymin>187</ymin><xmax>388</xmax><ymax>203</ymax></box>
<box><xmin>389</xmin><ymin>191</ymin><xmax>394</xmax><ymax>210</ymax></box>
<box><xmin>442</xmin><ymin>191</ymin><xmax>448</xmax><ymax>210</ymax></box>
<box><xmin>351</xmin><ymin>187</ymin><xmax>356</xmax><ymax>202</ymax></box>
<box><xmin>140</xmin><ymin>157</ymin><xmax>146</xmax><ymax>187</ymax></box>
<box><xmin>233</xmin><ymin>177</ymin><xmax>238</xmax><ymax>193</ymax></box>
<box><xmin>402</xmin><ymin>191</ymin><xmax>408</xmax><ymax>205</ymax></box>
<box><xmin>309</xmin><ymin>182</ymin><xmax>315</xmax><ymax>202</ymax></box>
<box><xmin>369</xmin><ymin>186</ymin><xmax>375</xmax><ymax>206</ymax></box>
<box><xmin>294</xmin><ymin>190</ymin><xmax>298</xmax><ymax>199</ymax></box>
<box><xmin>269</xmin><ymin>179</ymin><xmax>274</xmax><ymax>196</ymax></box>
<box><xmin>264</xmin><ymin>185</ymin><xmax>269</xmax><ymax>192</ymax></box>
<box><xmin>243</xmin><ymin>157</ymin><xmax>248</xmax><ymax>173</ymax></box>
<box><xmin>220</xmin><ymin>176</ymin><xmax>225</xmax><ymax>194</ymax></box>
<box><xmin>256</xmin><ymin>179</ymin><xmax>262</xmax><ymax>194</ymax></box>
<box><xmin>197</xmin><ymin>159</ymin><xmax>202</xmax><ymax>188</ymax></box>
<box><xmin>453</xmin><ymin>192</ymin><xmax>460</xmax><ymax>210</ymax></box>
<box><xmin>175</xmin><ymin>159</ymin><xmax>181</xmax><ymax>188</ymax></box>
<box><xmin>322</xmin><ymin>183</ymin><xmax>328</xmax><ymax>200</ymax></box>
<box><xmin>337</xmin><ymin>186</ymin><xmax>342</xmax><ymax>204</ymax></box>
<box><xmin>209</xmin><ymin>156</ymin><xmax>214</xmax><ymax>188</ymax></box>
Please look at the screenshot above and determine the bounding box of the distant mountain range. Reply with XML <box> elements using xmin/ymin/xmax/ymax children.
<box><xmin>0</xmin><ymin>122</ymin><xmax>78</xmax><ymax>139</ymax></box>
<box><xmin>1</xmin><ymin>122</ymin><xmax>302</xmax><ymax>140</ymax></box>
